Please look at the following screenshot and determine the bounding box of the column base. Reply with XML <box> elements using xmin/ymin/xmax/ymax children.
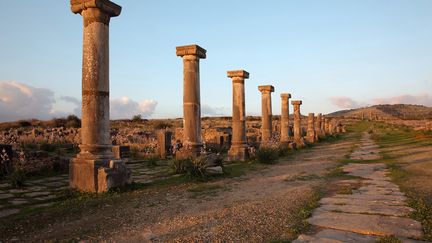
<box><xmin>69</xmin><ymin>157</ymin><xmax>131</xmax><ymax>193</ymax></box>
<box><xmin>228</xmin><ymin>146</ymin><xmax>249</xmax><ymax>161</ymax></box>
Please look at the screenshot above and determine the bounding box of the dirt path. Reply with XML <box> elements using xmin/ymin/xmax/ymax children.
<box><xmin>0</xmin><ymin>136</ymin><xmax>356</xmax><ymax>242</ymax></box>
<box><xmin>295</xmin><ymin>132</ymin><xmax>425</xmax><ymax>243</ymax></box>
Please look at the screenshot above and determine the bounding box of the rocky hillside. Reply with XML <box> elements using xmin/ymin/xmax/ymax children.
<box><xmin>329</xmin><ymin>104</ymin><xmax>432</xmax><ymax>120</ymax></box>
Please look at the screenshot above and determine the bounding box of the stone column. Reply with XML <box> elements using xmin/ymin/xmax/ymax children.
<box><xmin>324</xmin><ymin>118</ymin><xmax>330</xmax><ymax>135</ymax></box>
<box><xmin>280</xmin><ymin>93</ymin><xmax>291</xmax><ymax>144</ymax></box>
<box><xmin>307</xmin><ymin>113</ymin><xmax>316</xmax><ymax>143</ymax></box>
<box><xmin>227</xmin><ymin>70</ymin><xmax>249</xmax><ymax>161</ymax></box>
<box><xmin>291</xmin><ymin>100</ymin><xmax>303</xmax><ymax>145</ymax></box>
<box><xmin>258</xmin><ymin>85</ymin><xmax>275</xmax><ymax>145</ymax></box>
<box><xmin>176</xmin><ymin>45</ymin><xmax>206</xmax><ymax>158</ymax></box>
<box><xmin>316</xmin><ymin>113</ymin><xmax>323</xmax><ymax>138</ymax></box>
<box><xmin>70</xmin><ymin>0</ymin><xmax>130</xmax><ymax>193</ymax></box>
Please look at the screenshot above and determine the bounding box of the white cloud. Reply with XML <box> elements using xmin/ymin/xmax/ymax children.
<box><xmin>373</xmin><ymin>94</ymin><xmax>432</xmax><ymax>106</ymax></box>
<box><xmin>0</xmin><ymin>81</ymin><xmax>56</xmax><ymax>121</ymax></box>
<box><xmin>329</xmin><ymin>96</ymin><xmax>365</xmax><ymax>109</ymax></box>
<box><xmin>330</xmin><ymin>93</ymin><xmax>432</xmax><ymax>110</ymax></box>
<box><xmin>60</xmin><ymin>96</ymin><xmax>81</xmax><ymax>116</ymax></box>
<box><xmin>110</xmin><ymin>97</ymin><xmax>157</xmax><ymax>119</ymax></box>
<box><xmin>201</xmin><ymin>104</ymin><xmax>229</xmax><ymax>116</ymax></box>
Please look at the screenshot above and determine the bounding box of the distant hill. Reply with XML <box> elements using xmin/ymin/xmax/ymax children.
<box><xmin>329</xmin><ymin>104</ymin><xmax>432</xmax><ymax>120</ymax></box>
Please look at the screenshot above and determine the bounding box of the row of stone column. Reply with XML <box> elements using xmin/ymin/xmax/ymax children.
<box><xmin>68</xmin><ymin>0</ymin><xmax>344</xmax><ymax>192</ymax></box>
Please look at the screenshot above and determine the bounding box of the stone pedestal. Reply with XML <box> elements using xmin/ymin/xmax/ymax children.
<box><xmin>280</xmin><ymin>93</ymin><xmax>291</xmax><ymax>144</ymax></box>
<box><xmin>227</xmin><ymin>70</ymin><xmax>250</xmax><ymax>161</ymax></box>
<box><xmin>291</xmin><ymin>100</ymin><xmax>303</xmax><ymax>146</ymax></box>
<box><xmin>157</xmin><ymin>130</ymin><xmax>173</xmax><ymax>159</ymax></box>
<box><xmin>307</xmin><ymin>113</ymin><xmax>316</xmax><ymax>143</ymax></box>
<box><xmin>258</xmin><ymin>85</ymin><xmax>275</xmax><ymax>146</ymax></box>
<box><xmin>69</xmin><ymin>0</ymin><xmax>130</xmax><ymax>193</ymax></box>
<box><xmin>176</xmin><ymin>44</ymin><xmax>206</xmax><ymax>159</ymax></box>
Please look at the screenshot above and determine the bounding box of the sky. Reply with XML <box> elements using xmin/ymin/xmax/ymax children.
<box><xmin>0</xmin><ymin>0</ymin><xmax>431</xmax><ymax>122</ymax></box>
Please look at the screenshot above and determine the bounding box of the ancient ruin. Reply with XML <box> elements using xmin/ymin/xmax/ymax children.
<box><xmin>258</xmin><ymin>85</ymin><xmax>275</xmax><ymax>145</ymax></box>
<box><xmin>176</xmin><ymin>44</ymin><xmax>206</xmax><ymax>158</ymax></box>
<box><xmin>69</xmin><ymin>0</ymin><xmax>130</xmax><ymax>193</ymax></box>
<box><xmin>316</xmin><ymin>113</ymin><xmax>323</xmax><ymax>138</ymax></box>
<box><xmin>280</xmin><ymin>93</ymin><xmax>291</xmax><ymax>145</ymax></box>
<box><xmin>306</xmin><ymin>113</ymin><xmax>316</xmax><ymax>143</ymax></box>
<box><xmin>324</xmin><ymin>117</ymin><xmax>330</xmax><ymax>135</ymax></box>
<box><xmin>227</xmin><ymin>70</ymin><xmax>250</xmax><ymax>161</ymax></box>
<box><xmin>291</xmin><ymin>100</ymin><xmax>303</xmax><ymax>146</ymax></box>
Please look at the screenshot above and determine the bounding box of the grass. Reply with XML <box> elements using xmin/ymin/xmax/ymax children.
<box><xmin>368</xmin><ymin>121</ymin><xmax>432</xmax><ymax>241</ymax></box>
<box><xmin>285</xmin><ymin>190</ymin><xmax>322</xmax><ymax>239</ymax></box>
<box><xmin>375</xmin><ymin>235</ymin><xmax>402</xmax><ymax>243</ymax></box>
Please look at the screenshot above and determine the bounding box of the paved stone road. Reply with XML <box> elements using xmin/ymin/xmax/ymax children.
<box><xmin>295</xmin><ymin>132</ymin><xmax>425</xmax><ymax>243</ymax></box>
<box><xmin>0</xmin><ymin>160</ymin><xmax>171</xmax><ymax>219</ymax></box>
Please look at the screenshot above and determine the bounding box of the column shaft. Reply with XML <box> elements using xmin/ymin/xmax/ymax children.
<box><xmin>280</xmin><ymin>94</ymin><xmax>291</xmax><ymax>143</ymax></box>
<box><xmin>183</xmin><ymin>55</ymin><xmax>202</xmax><ymax>146</ymax></box>
<box><xmin>232</xmin><ymin>79</ymin><xmax>246</xmax><ymax>146</ymax></box>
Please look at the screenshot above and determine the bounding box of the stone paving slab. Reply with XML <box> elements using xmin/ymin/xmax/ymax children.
<box><xmin>0</xmin><ymin>193</ymin><xmax>14</xmax><ymax>199</ymax></box>
<box><xmin>0</xmin><ymin>209</ymin><xmax>20</xmax><ymax>218</ymax></box>
<box><xmin>294</xmin><ymin>229</ymin><xmax>376</xmax><ymax>243</ymax></box>
<box><xmin>296</xmin><ymin>131</ymin><xmax>425</xmax><ymax>242</ymax></box>
<box><xmin>320</xmin><ymin>197</ymin><xmax>407</xmax><ymax>207</ymax></box>
<box><xmin>308</xmin><ymin>210</ymin><xmax>423</xmax><ymax>239</ymax></box>
<box><xmin>320</xmin><ymin>203</ymin><xmax>414</xmax><ymax>217</ymax></box>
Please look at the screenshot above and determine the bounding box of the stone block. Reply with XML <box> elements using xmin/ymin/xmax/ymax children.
<box><xmin>112</xmin><ymin>145</ymin><xmax>130</xmax><ymax>159</ymax></box>
<box><xmin>69</xmin><ymin>158</ymin><xmax>131</xmax><ymax>193</ymax></box>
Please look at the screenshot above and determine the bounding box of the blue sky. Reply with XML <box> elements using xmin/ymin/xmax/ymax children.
<box><xmin>0</xmin><ymin>0</ymin><xmax>431</xmax><ymax>121</ymax></box>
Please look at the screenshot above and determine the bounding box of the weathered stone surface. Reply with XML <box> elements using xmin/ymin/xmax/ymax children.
<box><xmin>306</xmin><ymin>113</ymin><xmax>316</xmax><ymax>143</ymax></box>
<box><xmin>320</xmin><ymin>197</ymin><xmax>407</xmax><ymax>206</ymax></box>
<box><xmin>69</xmin><ymin>0</ymin><xmax>130</xmax><ymax>193</ymax></box>
<box><xmin>24</xmin><ymin>191</ymin><xmax>51</xmax><ymax>198</ymax></box>
<box><xmin>8</xmin><ymin>198</ymin><xmax>29</xmax><ymax>205</ymax></box>
<box><xmin>294</xmin><ymin>229</ymin><xmax>376</xmax><ymax>243</ymax></box>
<box><xmin>320</xmin><ymin>203</ymin><xmax>414</xmax><ymax>217</ymax></box>
<box><xmin>296</xmin><ymin>132</ymin><xmax>424</xmax><ymax>242</ymax></box>
<box><xmin>308</xmin><ymin>211</ymin><xmax>423</xmax><ymax>239</ymax></box>
<box><xmin>228</xmin><ymin>70</ymin><xmax>250</xmax><ymax>161</ymax></box>
<box><xmin>291</xmin><ymin>100</ymin><xmax>304</xmax><ymax>147</ymax></box>
<box><xmin>0</xmin><ymin>208</ymin><xmax>19</xmax><ymax>218</ymax></box>
<box><xmin>280</xmin><ymin>93</ymin><xmax>291</xmax><ymax>143</ymax></box>
<box><xmin>258</xmin><ymin>85</ymin><xmax>274</xmax><ymax>145</ymax></box>
<box><xmin>176</xmin><ymin>44</ymin><xmax>206</xmax><ymax>158</ymax></box>
<box><xmin>0</xmin><ymin>194</ymin><xmax>14</xmax><ymax>199</ymax></box>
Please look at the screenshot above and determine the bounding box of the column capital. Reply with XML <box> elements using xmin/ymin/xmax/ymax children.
<box><xmin>227</xmin><ymin>70</ymin><xmax>249</xmax><ymax>79</ymax></box>
<box><xmin>176</xmin><ymin>44</ymin><xmax>206</xmax><ymax>59</ymax></box>
<box><xmin>71</xmin><ymin>0</ymin><xmax>121</xmax><ymax>16</ymax></box>
<box><xmin>291</xmin><ymin>100</ymin><xmax>302</xmax><ymax>106</ymax></box>
<box><xmin>308</xmin><ymin>113</ymin><xmax>315</xmax><ymax>117</ymax></box>
<box><xmin>280</xmin><ymin>93</ymin><xmax>291</xmax><ymax>99</ymax></box>
<box><xmin>258</xmin><ymin>85</ymin><xmax>274</xmax><ymax>93</ymax></box>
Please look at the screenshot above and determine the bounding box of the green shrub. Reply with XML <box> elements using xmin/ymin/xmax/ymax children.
<box><xmin>375</xmin><ymin>235</ymin><xmax>402</xmax><ymax>243</ymax></box>
<box><xmin>65</xmin><ymin>115</ymin><xmax>81</xmax><ymax>128</ymax></box>
<box><xmin>40</xmin><ymin>143</ymin><xmax>57</xmax><ymax>152</ymax></box>
<box><xmin>277</xmin><ymin>146</ymin><xmax>291</xmax><ymax>157</ymax></box>
<box><xmin>170</xmin><ymin>156</ymin><xmax>209</xmax><ymax>181</ymax></box>
<box><xmin>154</xmin><ymin>121</ymin><xmax>172</xmax><ymax>130</ymax></box>
<box><xmin>170</xmin><ymin>159</ymin><xmax>189</xmax><ymax>174</ymax></box>
<box><xmin>131</xmin><ymin>114</ymin><xmax>142</xmax><ymax>122</ymax></box>
<box><xmin>256</xmin><ymin>147</ymin><xmax>279</xmax><ymax>164</ymax></box>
